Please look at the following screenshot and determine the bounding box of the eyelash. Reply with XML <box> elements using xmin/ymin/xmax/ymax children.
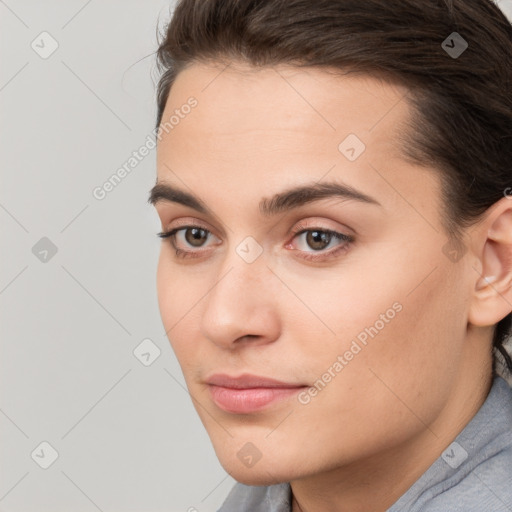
<box><xmin>156</xmin><ymin>223</ymin><xmax>354</xmax><ymax>262</ymax></box>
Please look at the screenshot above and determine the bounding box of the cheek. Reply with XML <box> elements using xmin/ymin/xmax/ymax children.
<box><xmin>156</xmin><ymin>251</ymin><xmax>189</xmax><ymax>353</ymax></box>
<box><xmin>156</xmin><ymin>251</ymin><xmax>173</xmax><ymax>329</ymax></box>
<box><xmin>308</xmin><ymin>266</ymin><xmax>465</xmax><ymax>427</ymax></box>
<box><xmin>287</xmin><ymin>256</ymin><xmax>466</xmax><ymax>421</ymax></box>
<box><xmin>156</xmin><ymin>250</ymin><xmax>209</xmax><ymax>373</ymax></box>
<box><xmin>156</xmin><ymin>248</ymin><xmax>196</xmax><ymax>323</ymax></box>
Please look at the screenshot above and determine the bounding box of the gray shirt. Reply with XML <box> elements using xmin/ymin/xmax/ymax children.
<box><xmin>217</xmin><ymin>375</ymin><xmax>512</xmax><ymax>511</ymax></box>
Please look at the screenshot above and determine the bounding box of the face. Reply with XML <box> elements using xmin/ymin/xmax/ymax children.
<box><xmin>152</xmin><ymin>61</ymin><xmax>476</xmax><ymax>485</ymax></box>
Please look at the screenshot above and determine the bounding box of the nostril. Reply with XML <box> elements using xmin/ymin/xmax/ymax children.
<box><xmin>237</xmin><ymin>334</ymin><xmax>258</xmax><ymax>343</ymax></box>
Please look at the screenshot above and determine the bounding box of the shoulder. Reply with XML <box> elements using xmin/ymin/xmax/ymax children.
<box><xmin>419</xmin><ymin>441</ymin><xmax>512</xmax><ymax>511</ymax></box>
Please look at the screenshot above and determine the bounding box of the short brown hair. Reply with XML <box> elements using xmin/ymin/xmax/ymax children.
<box><xmin>154</xmin><ymin>0</ymin><xmax>512</xmax><ymax>374</ymax></box>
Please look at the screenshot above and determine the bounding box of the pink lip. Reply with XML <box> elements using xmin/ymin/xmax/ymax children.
<box><xmin>206</xmin><ymin>373</ymin><xmax>308</xmax><ymax>414</ymax></box>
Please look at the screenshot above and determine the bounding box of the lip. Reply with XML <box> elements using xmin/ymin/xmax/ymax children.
<box><xmin>206</xmin><ymin>373</ymin><xmax>308</xmax><ymax>414</ymax></box>
<box><xmin>206</xmin><ymin>373</ymin><xmax>305</xmax><ymax>389</ymax></box>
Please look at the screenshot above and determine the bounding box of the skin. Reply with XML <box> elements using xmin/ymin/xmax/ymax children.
<box><xmin>151</xmin><ymin>61</ymin><xmax>512</xmax><ymax>512</ymax></box>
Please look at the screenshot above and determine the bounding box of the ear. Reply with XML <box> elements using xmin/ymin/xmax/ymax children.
<box><xmin>468</xmin><ymin>197</ymin><xmax>512</xmax><ymax>327</ymax></box>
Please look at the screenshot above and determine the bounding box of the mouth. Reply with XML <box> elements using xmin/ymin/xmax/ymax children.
<box><xmin>205</xmin><ymin>373</ymin><xmax>309</xmax><ymax>414</ymax></box>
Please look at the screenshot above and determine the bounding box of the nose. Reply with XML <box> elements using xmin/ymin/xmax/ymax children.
<box><xmin>199</xmin><ymin>251</ymin><xmax>281</xmax><ymax>350</ymax></box>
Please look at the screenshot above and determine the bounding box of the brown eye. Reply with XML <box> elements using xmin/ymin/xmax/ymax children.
<box><xmin>184</xmin><ymin>227</ymin><xmax>209</xmax><ymax>247</ymax></box>
<box><xmin>305</xmin><ymin>230</ymin><xmax>333</xmax><ymax>251</ymax></box>
<box><xmin>289</xmin><ymin>226</ymin><xmax>354</xmax><ymax>262</ymax></box>
<box><xmin>157</xmin><ymin>224</ymin><xmax>220</xmax><ymax>259</ymax></box>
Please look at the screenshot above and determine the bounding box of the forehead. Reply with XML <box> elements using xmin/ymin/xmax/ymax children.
<box><xmin>159</xmin><ymin>61</ymin><xmax>411</xmax><ymax>150</ymax></box>
<box><xmin>154</xmin><ymin>61</ymin><xmax>440</xmax><ymax>222</ymax></box>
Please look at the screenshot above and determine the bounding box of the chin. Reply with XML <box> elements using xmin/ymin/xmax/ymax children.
<box><xmin>217</xmin><ymin>454</ymin><xmax>303</xmax><ymax>486</ymax></box>
<box><xmin>226</xmin><ymin>467</ymin><xmax>287</xmax><ymax>486</ymax></box>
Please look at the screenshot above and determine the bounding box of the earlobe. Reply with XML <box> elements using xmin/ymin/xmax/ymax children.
<box><xmin>468</xmin><ymin>199</ymin><xmax>512</xmax><ymax>327</ymax></box>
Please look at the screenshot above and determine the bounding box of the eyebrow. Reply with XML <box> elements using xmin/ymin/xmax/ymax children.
<box><xmin>147</xmin><ymin>180</ymin><xmax>381</xmax><ymax>217</ymax></box>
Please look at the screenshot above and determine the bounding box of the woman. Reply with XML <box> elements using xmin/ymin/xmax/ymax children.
<box><xmin>148</xmin><ymin>0</ymin><xmax>512</xmax><ymax>510</ymax></box>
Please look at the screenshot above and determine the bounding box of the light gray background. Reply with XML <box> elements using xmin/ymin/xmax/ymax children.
<box><xmin>1</xmin><ymin>1</ymin><xmax>234</xmax><ymax>511</ymax></box>
<box><xmin>1</xmin><ymin>1</ymin><xmax>512</xmax><ymax>511</ymax></box>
